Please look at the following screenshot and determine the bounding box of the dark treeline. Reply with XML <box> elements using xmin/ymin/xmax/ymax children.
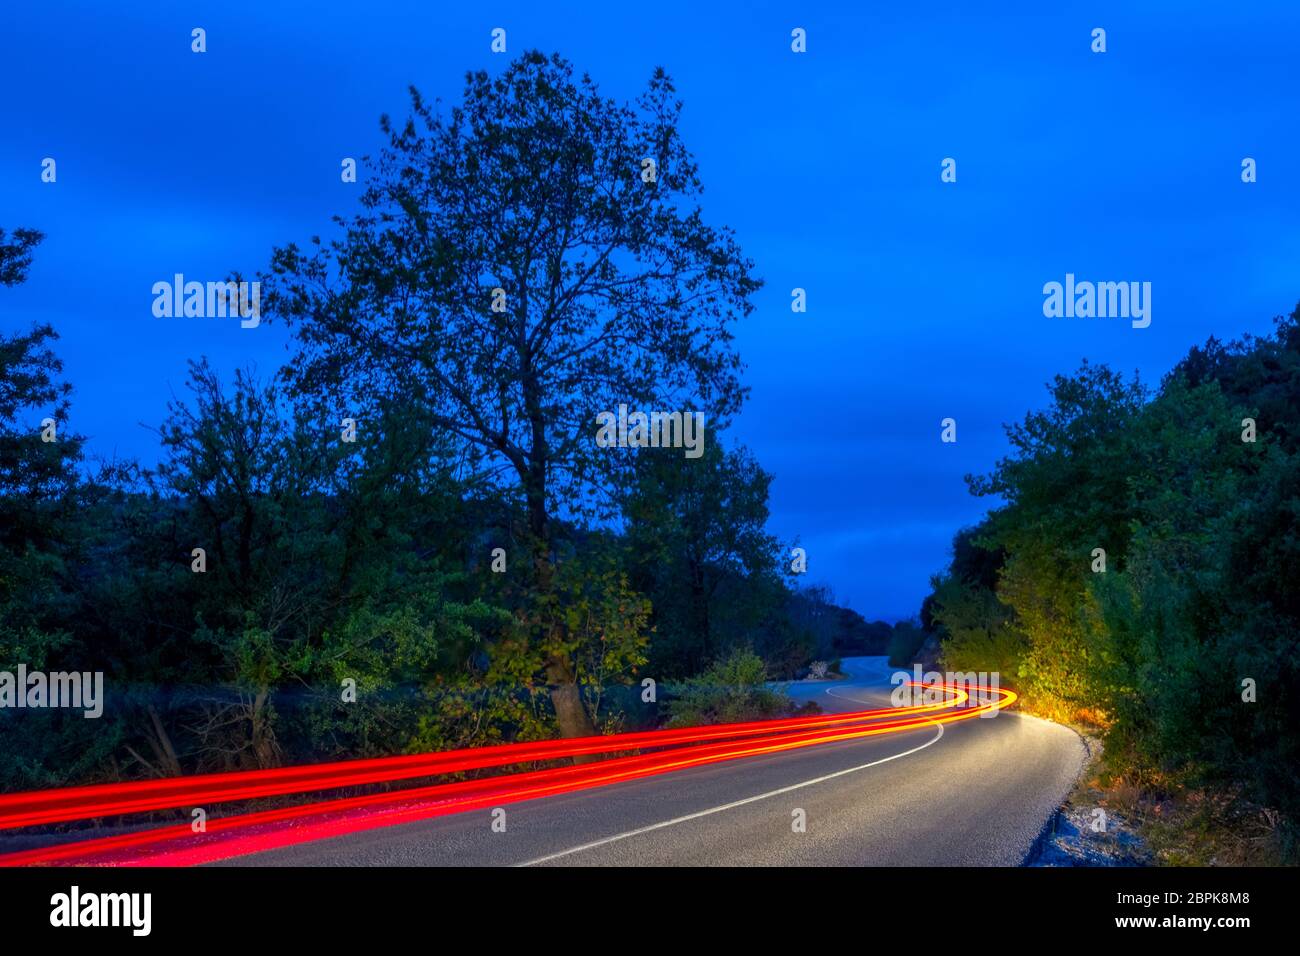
<box><xmin>924</xmin><ymin>307</ymin><xmax>1300</xmax><ymax>852</ymax></box>
<box><xmin>0</xmin><ymin>263</ymin><xmax>875</xmax><ymax>791</ymax></box>
<box><xmin>0</xmin><ymin>55</ymin><xmax>899</xmax><ymax>793</ymax></box>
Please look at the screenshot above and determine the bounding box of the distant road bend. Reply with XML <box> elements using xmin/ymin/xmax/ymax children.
<box><xmin>0</xmin><ymin>657</ymin><xmax>1085</xmax><ymax>866</ymax></box>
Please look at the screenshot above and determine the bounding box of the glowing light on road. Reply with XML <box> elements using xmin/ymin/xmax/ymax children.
<box><xmin>0</xmin><ymin>682</ymin><xmax>1014</xmax><ymax>867</ymax></box>
<box><xmin>0</xmin><ymin>689</ymin><xmax>968</xmax><ymax>830</ymax></box>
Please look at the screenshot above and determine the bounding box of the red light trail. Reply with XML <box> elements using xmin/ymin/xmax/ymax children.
<box><xmin>0</xmin><ymin>682</ymin><xmax>1014</xmax><ymax>867</ymax></box>
<box><xmin>0</xmin><ymin>689</ymin><xmax>966</xmax><ymax>831</ymax></box>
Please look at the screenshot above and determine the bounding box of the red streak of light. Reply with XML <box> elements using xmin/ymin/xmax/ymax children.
<box><xmin>0</xmin><ymin>684</ymin><xmax>1014</xmax><ymax>867</ymax></box>
<box><xmin>0</xmin><ymin>689</ymin><xmax>968</xmax><ymax>830</ymax></box>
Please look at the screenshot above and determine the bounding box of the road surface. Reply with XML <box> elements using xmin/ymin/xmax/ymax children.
<box><xmin>219</xmin><ymin>657</ymin><xmax>1085</xmax><ymax>866</ymax></box>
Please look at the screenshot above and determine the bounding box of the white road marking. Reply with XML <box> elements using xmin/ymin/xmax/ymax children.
<box><xmin>516</xmin><ymin>712</ymin><xmax>944</xmax><ymax>867</ymax></box>
<box><xmin>824</xmin><ymin>686</ymin><xmax>881</xmax><ymax>704</ymax></box>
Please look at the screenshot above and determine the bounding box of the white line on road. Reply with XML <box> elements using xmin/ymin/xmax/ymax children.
<box><xmin>516</xmin><ymin>715</ymin><xmax>944</xmax><ymax>867</ymax></box>
<box><xmin>825</xmin><ymin>686</ymin><xmax>881</xmax><ymax>704</ymax></box>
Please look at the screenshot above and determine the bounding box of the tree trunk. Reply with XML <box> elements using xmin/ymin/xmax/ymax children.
<box><xmin>249</xmin><ymin>689</ymin><xmax>280</xmax><ymax>770</ymax></box>
<box><xmin>524</xmin><ymin>452</ymin><xmax>597</xmax><ymax>744</ymax></box>
<box><xmin>144</xmin><ymin>705</ymin><xmax>183</xmax><ymax>778</ymax></box>
<box><xmin>689</xmin><ymin>552</ymin><xmax>710</xmax><ymax>671</ymax></box>
<box><xmin>546</xmin><ymin>655</ymin><xmax>595</xmax><ymax>740</ymax></box>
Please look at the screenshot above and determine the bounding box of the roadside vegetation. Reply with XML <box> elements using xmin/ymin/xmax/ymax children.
<box><xmin>662</xmin><ymin>648</ymin><xmax>816</xmax><ymax>728</ymax></box>
<box><xmin>923</xmin><ymin>306</ymin><xmax>1300</xmax><ymax>863</ymax></box>
<box><xmin>0</xmin><ymin>56</ymin><xmax>906</xmax><ymax>794</ymax></box>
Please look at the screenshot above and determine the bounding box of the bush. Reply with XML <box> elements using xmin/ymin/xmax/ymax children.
<box><xmin>663</xmin><ymin>648</ymin><xmax>811</xmax><ymax>727</ymax></box>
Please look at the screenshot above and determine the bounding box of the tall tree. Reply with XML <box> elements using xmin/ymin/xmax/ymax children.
<box><xmin>264</xmin><ymin>52</ymin><xmax>760</xmax><ymax>737</ymax></box>
<box><xmin>0</xmin><ymin>229</ymin><xmax>111</xmax><ymax>790</ymax></box>
<box><xmin>0</xmin><ymin>230</ymin><xmax>82</xmax><ymax>666</ymax></box>
<box><xmin>622</xmin><ymin>441</ymin><xmax>784</xmax><ymax>676</ymax></box>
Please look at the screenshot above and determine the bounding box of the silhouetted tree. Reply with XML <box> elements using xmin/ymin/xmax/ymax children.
<box><xmin>0</xmin><ymin>227</ymin><xmax>43</xmax><ymax>287</ymax></box>
<box><xmin>264</xmin><ymin>52</ymin><xmax>761</xmax><ymax>737</ymax></box>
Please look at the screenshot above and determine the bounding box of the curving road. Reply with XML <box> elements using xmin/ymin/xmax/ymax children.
<box><xmin>220</xmin><ymin>657</ymin><xmax>1085</xmax><ymax>866</ymax></box>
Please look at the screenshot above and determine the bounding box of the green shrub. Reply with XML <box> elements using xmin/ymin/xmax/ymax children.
<box><xmin>663</xmin><ymin>648</ymin><xmax>810</xmax><ymax>727</ymax></box>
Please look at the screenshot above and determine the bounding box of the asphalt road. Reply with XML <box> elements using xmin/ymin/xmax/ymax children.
<box><xmin>222</xmin><ymin>657</ymin><xmax>1085</xmax><ymax>866</ymax></box>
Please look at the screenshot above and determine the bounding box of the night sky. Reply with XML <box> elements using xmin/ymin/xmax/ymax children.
<box><xmin>3</xmin><ymin>1</ymin><xmax>1297</xmax><ymax>619</ymax></box>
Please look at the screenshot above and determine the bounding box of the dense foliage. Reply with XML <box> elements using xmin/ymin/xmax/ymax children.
<box><xmin>0</xmin><ymin>57</ymin><xmax>861</xmax><ymax>791</ymax></box>
<box><xmin>0</xmin><ymin>306</ymin><xmax>848</xmax><ymax>791</ymax></box>
<box><xmin>928</xmin><ymin>308</ymin><xmax>1300</xmax><ymax>840</ymax></box>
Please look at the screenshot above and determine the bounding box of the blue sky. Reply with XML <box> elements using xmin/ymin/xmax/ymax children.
<box><xmin>2</xmin><ymin>1</ymin><xmax>1297</xmax><ymax>619</ymax></box>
